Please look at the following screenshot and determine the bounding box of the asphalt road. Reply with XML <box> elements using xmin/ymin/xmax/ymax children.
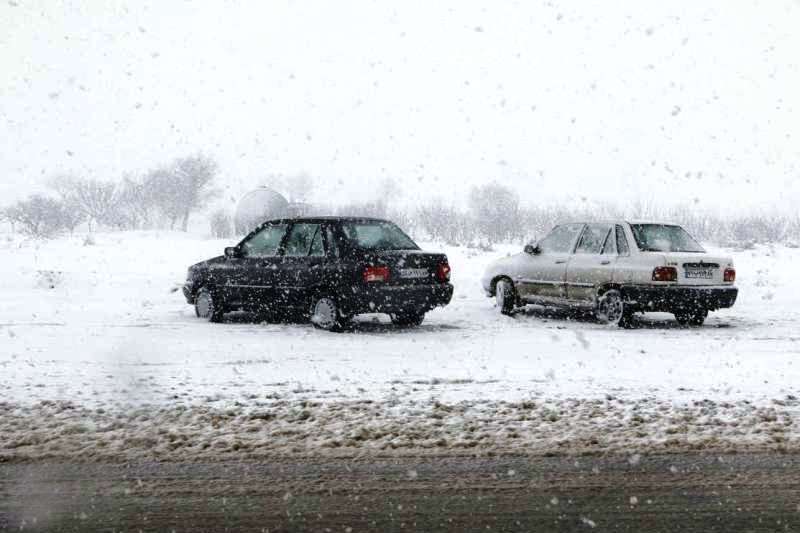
<box><xmin>2</xmin><ymin>453</ymin><xmax>799</xmax><ymax>532</ymax></box>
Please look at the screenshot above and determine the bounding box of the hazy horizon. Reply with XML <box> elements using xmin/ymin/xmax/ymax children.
<box><xmin>2</xmin><ymin>0</ymin><xmax>798</xmax><ymax>213</ymax></box>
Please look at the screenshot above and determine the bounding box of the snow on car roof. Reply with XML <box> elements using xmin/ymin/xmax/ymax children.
<box><xmin>260</xmin><ymin>216</ymin><xmax>392</xmax><ymax>224</ymax></box>
<box><xmin>558</xmin><ymin>220</ymin><xmax>683</xmax><ymax>226</ymax></box>
<box><xmin>626</xmin><ymin>220</ymin><xmax>684</xmax><ymax>226</ymax></box>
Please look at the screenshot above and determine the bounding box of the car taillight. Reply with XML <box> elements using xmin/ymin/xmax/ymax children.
<box><xmin>652</xmin><ymin>266</ymin><xmax>677</xmax><ymax>282</ymax></box>
<box><xmin>436</xmin><ymin>262</ymin><xmax>451</xmax><ymax>282</ymax></box>
<box><xmin>724</xmin><ymin>268</ymin><xmax>736</xmax><ymax>283</ymax></box>
<box><xmin>363</xmin><ymin>265</ymin><xmax>391</xmax><ymax>283</ymax></box>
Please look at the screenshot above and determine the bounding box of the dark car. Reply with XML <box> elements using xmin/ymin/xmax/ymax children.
<box><xmin>182</xmin><ymin>217</ymin><xmax>454</xmax><ymax>330</ymax></box>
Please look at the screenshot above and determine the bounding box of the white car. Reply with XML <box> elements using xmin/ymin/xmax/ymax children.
<box><xmin>481</xmin><ymin>221</ymin><xmax>738</xmax><ymax>327</ymax></box>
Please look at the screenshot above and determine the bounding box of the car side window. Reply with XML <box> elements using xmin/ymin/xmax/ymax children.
<box><xmin>601</xmin><ymin>228</ymin><xmax>616</xmax><ymax>255</ymax></box>
<box><xmin>284</xmin><ymin>223</ymin><xmax>321</xmax><ymax>257</ymax></box>
<box><xmin>575</xmin><ymin>224</ymin><xmax>611</xmax><ymax>254</ymax></box>
<box><xmin>538</xmin><ymin>224</ymin><xmax>584</xmax><ymax>254</ymax></box>
<box><xmin>616</xmin><ymin>225</ymin><xmax>630</xmax><ymax>256</ymax></box>
<box><xmin>309</xmin><ymin>227</ymin><xmax>325</xmax><ymax>257</ymax></box>
<box><xmin>241</xmin><ymin>223</ymin><xmax>287</xmax><ymax>257</ymax></box>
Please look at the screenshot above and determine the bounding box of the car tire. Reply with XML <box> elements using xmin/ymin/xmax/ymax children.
<box><xmin>310</xmin><ymin>296</ymin><xmax>350</xmax><ymax>332</ymax></box>
<box><xmin>674</xmin><ymin>308</ymin><xmax>708</xmax><ymax>327</ymax></box>
<box><xmin>495</xmin><ymin>278</ymin><xmax>517</xmax><ymax>316</ymax></box>
<box><xmin>390</xmin><ymin>312</ymin><xmax>426</xmax><ymax>327</ymax></box>
<box><xmin>195</xmin><ymin>287</ymin><xmax>225</xmax><ymax>323</ymax></box>
<box><xmin>596</xmin><ymin>289</ymin><xmax>634</xmax><ymax>328</ymax></box>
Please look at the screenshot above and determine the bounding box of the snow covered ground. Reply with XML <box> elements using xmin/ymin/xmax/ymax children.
<box><xmin>2</xmin><ymin>231</ymin><xmax>800</xmax><ymax>461</ymax></box>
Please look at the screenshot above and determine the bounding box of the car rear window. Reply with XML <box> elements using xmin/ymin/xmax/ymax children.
<box><xmin>341</xmin><ymin>222</ymin><xmax>419</xmax><ymax>251</ymax></box>
<box><xmin>630</xmin><ymin>224</ymin><xmax>705</xmax><ymax>253</ymax></box>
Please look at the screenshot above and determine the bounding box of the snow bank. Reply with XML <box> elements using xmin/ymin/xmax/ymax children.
<box><xmin>2</xmin><ymin>395</ymin><xmax>797</xmax><ymax>462</ymax></box>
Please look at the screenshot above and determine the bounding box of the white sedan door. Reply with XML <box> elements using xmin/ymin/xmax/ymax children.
<box><xmin>566</xmin><ymin>223</ymin><xmax>616</xmax><ymax>303</ymax></box>
<box><xmin>516</xmin><ymin>223</ymin><xmax>584</xmax><ymax>302</ymax></box>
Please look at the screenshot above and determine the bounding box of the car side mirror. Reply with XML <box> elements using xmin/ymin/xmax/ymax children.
<box><xmin>224</xmin><ymin>246</ymin><xmax>241</xmax><ymax>258</ymax></box>
<box><xmin>524</xmin><ymin>243</ymin><xmax>540</xmax><ymax>255</ymax></box>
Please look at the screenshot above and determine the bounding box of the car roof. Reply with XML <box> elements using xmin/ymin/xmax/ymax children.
<box><xmin>558</xmin><ymin>220</ymin><xmax>682</xmax><ymax>227</ymax></box>
<box><xmin>625</xmin><ymin>220</ymin><xmax>683</xmax><ymax>226</ymax></box>
<box><xmin>557</xmin><ymin>220</ymin><xmax>629</xmax><ymax>226</ymax></box>
<box><xmin>259</xmin><ymin>216</ymin><xmax>392</xmax><ymax>225</ymax></box>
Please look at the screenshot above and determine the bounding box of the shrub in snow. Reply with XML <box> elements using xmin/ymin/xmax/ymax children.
<box><xmin>1</xmin><ymin>195</ymin><xmax>77</xmax><ymax>238</ymax></box>
<box><xmin>36</xmin><ymin>270</ymin><xmax>64</xmax><ymax>289</ymax></box>
<box><xmin>468</xmin><ymin>240</ymin><xmax>494</xmax><ymax>252</ymax></box>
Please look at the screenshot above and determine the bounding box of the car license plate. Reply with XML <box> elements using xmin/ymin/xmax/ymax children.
<box><xmin>400</xmin><ymin>268</ymin><xmax>429</xmax><ymax>279</ymax></box>
<box><xmin>685</xmin><ymin>268</ymin><xmax>714</xmax><ymax>279</ymax></box>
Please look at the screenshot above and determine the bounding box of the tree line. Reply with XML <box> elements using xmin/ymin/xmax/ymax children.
<box><xmin>326</xmin><ymin>182</ymin><xmax>800</xmax><ymax>248</ymax></box>
<box><xmin>1</xmin><ymin>154</ymin><xmax>218</xmax><ymax>237</ymax></box>
<box><xmin>3</xmin><ymin>168</ymin><xmax>798</xmax><ymax>247</ymax></box>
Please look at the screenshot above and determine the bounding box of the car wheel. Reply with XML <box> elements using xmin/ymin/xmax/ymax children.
<box><xmin>495</xmin><ymin>278</ymin><xmax>517</xmax><ymax>316</ymax></box>
<box><xmin>596</xmin><ymin>289</ymin><xmax>633</xmax><ymax>327</ymax></box>
<box><xmin>390</xmin><ymin>312</ymin><xmax>426</xmax><ymax>327</ymax></box>
<box><xmin>195</xmin><ymin>287</ymin><xmax>225</xmax><ymax>323</ymax></box>
<box><xmin>674</xmin><ymin>308</ymin><xmax>708</xmax><ymax>327</ymax></box>
<box><xmin>310</xmin><ymin>296</ymin><xmax>350</xmax><ymax>332</ymax></box>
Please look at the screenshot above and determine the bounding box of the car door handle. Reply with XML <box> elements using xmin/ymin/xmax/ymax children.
<box><xmin>600</xmin><ymin>260</ymin><xmax>611</xmax><ymax>265</ymax></box>
<box><xmin>554</xmin><ymin>260</ymin><xmax>567</xmax><ymax>264</ymax></box>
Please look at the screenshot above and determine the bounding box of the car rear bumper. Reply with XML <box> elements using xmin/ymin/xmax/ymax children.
<box><xmin>342</xmin><ymin>283</ymin><xmax>454</xmax><ymax>315</ymax></box>
<box><xmin>623</xmin><ymin>285</ymin><xmax>738</xmax><ymax>311</ymax></box>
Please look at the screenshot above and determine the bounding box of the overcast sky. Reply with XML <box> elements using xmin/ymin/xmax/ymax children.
<box><xmin>2</xmin><ymin>0</ymin><xmax>799</xmax><ymax>212</ymax></box>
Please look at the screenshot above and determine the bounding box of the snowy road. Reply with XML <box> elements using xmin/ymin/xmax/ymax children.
<box><xmin>2</xmin><ymin>454</ymin><xmax>799</xmax><ymax>532</ymax></box>
<box><xmin>2</xmin><ymin>233</ymin><xmax>800</xmax><ymax>460</ymax></box>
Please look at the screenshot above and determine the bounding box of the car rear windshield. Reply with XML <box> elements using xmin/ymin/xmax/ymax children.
<box><xmin>341</xmin><ymin>221</ymin><xmax>419</xmax><ymax>251</ymax></box>
<box><xmin>630</xmin><ymin>224</ymin><xmax>705</xmax><ymax>253</ymax></box>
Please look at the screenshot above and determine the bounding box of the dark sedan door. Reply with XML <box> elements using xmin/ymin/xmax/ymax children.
<box><xmin>225</xmin><ymin>222</ymin><xmax>288</xmax><ymax>309</ymax></box>
<box><xmin>274</xmin><ymin>222</ymin><xmax>329</xmax><ymax>311</ymax></box>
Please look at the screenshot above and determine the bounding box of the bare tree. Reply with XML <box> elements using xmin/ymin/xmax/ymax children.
<box><xmin>172</xmin><ymin>154</ymin><xmax>219</xmax><ymax>231</ymax></box>
<box><xmin>416</xmin><ymin>200</ymin><xmax>475</xmax><ymax>244</ymax></box>
<box><xmin>49</xmin><ymin>175</ymin><xmax>119</xmax><ymax>231</ymax></box>
<box><xmin>144</xmin><ymin>167</ymin><xmax>184</xmax><ymax>229</ymax></box>
<box><xmin>468</xmin><ymin>182</ymin><xmax>522</xmax><ymax>243</ymax></box>
<box><xmin>57</xmin><ymin>198</ymin><xmax>86</xmax><ymax>235</ymax></box>
<box><xmin>106</xmin><ymin>176</ymin><xmax>159</xmax><ymax>230</ymax></box>
<box><xmin>0</xmin><ymin>206</ymin><xmax>13</xmax><ymax>233</ymax></box>
<box><xmin>373</xmin><ymin>177</ymin><xmax>403</xmax><ymax>217</ymax></box>
<box><xmin>137</xmin><ymin>154</ymin><xmax>220</xmax><ymax>231</ymax></box>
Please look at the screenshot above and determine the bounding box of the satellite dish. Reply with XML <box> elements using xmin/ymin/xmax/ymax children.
<box><xmin>234</xmin><ymin>187</ymin><xmax>289</xmax><ymax>235</ymax></box>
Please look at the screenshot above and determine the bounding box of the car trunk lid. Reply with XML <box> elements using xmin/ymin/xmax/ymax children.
<box><xmin>363</xmin><ymin>250</ymin><xmax>449</xmax><ymax>285</ymax></box>
<box><xmin>659</xmin><ymin>252</ymin><xmax>734</xmax><ymax>286</ymax></box>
